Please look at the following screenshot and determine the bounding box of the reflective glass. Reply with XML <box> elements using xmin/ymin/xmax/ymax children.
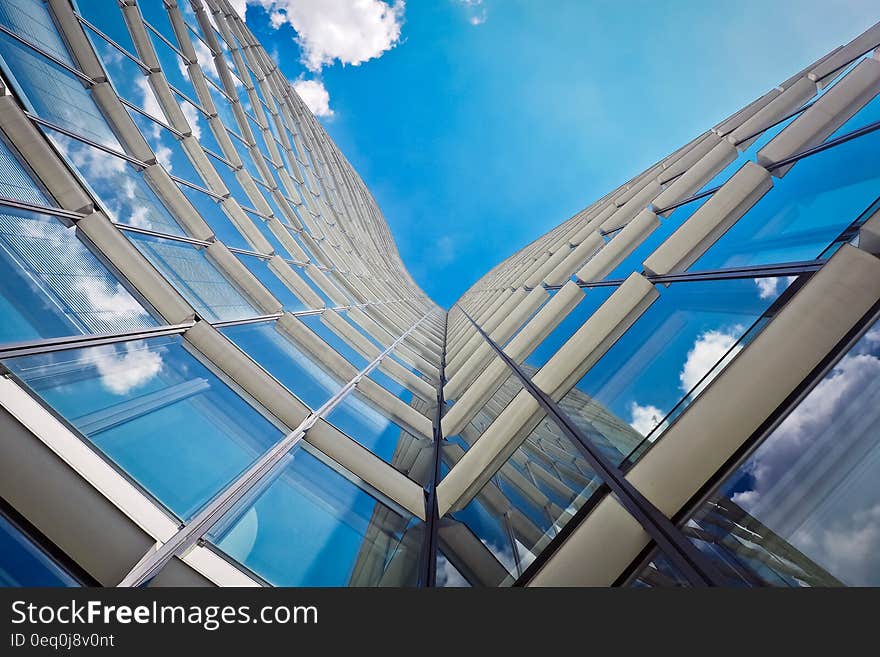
<box><xmin>298</xmin><ymin>314</ymin><xmax>368</xmax><ymax>369</ymax></box>
<box><xmin>556</xmin><ymin>277</ymin><xmax>795</xmax><ymax>464</ymax></box>
<box><xmin>629</xmin><ymin>550</ymin><xmax>692</xmax><ymax>587</ymax></box>
<box><xmin>325</xmin><ymin>391</ymin><xmax>431</xmax><ymax>484</ymax></box>
<box><xmin>525</xmin><ymin>287</ymin><xmax>615</xmax><ymax>370</ymax></box>
<box><xmin>220</xmin><ymin>320</ymin><xmax>343</xmax><ymax>410</ymax></box>
<box><xmin>208</xmin><ymin>445</ymin><xmax>422</xmax><ymax>586</ymax></box>
<box><xmin>0</xmin><ymin>31</ymin><xmax>118</xmax><ymax>149</ymax></box>
<box><xmin>232</xmin><ymin>253</ymin><xmax>306</xmax><ymax>312</ymax></box>
<box><xmin>127</xmin><ymin>230</ymin><xmax>258</xmax><ymax>322</ymax></box>
<box><xmin>0</xmin><ymin>135</ymin><xmax>46</xmax><ymax>204</ymax></box>
<box><xmin>692</xmin><ymin>129</ymin><xmax>880</xmax><ymax>270</ymax></box>
<box><xmin>681</xmin><ymin>318</ymin><xmax>880</xmax><ymax>586</ymax></box>
<box><xmin>5</xmin><ymin>335</ymin><xmax>282</xmax><ymax>518</ymax></box>
<box><xmin>324</xmin><ymin>390</ymin><xmax>432</xmax><ymax>483</ymax></box>
<box><xmin>0</xmin><ymin>206</ymin><xmax>157</xmax><ymax>343</ymax></box>
<box><xmin>44</xmin><ymin>130</ymin><xmax>186</xmax><ymax>237</ymax></box>
<box><xmin>448</xmin><ymin>411</ymin><xmax>603</xmax><ymax>585</ymax></box>
<box><xmin>0</xmin><ymin>512</ymin><xmax>79</xmax><ymax>587</ymax></box>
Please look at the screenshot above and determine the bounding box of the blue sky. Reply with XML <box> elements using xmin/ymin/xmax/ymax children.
<box><xmin>239</xmin><ymin>0</ymin><xmax>878</xmax><ymax>308</ymax></box>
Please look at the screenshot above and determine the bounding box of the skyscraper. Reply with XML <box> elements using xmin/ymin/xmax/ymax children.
<box><xmin>0</xmin><ymin>0</ymin><xmax>877</xmax><ymax>588</ymax></box>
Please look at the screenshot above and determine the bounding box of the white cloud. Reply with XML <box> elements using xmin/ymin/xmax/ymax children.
<box><xmin>628</xmin><ymin>401</ymin><xmax>668</xmax><ymax>439</ymax></box>
<box><xmin>249</xmin><ymin>0</ymin><xmax>405</xmax><ymax>72</ymax></box>
<box><xmin>754</xmin><ymin>275</ymin><xmax>796</xmax><ymax>300</ymax></box>
<box><xmin>679</xmin><ymin>327</ymin><xmax>743</xmax><ymax>396</ymax></box>
<box><xmin>134</xmin><ymin>77</ymin><xmax>164</xmax><ymax>138</ymax></box>
<box><xmin>154</xmin><ymin>145</ymin><xmax>174</xmax><ymax>173</ymax></box>
<box><xmin>91</xmin><ymin>341</ymin><xmax>164</xmax><ymax>395</ymax></box>
<box><xmin>457</xmin><ymin>0</ymin><xmax>487</xmax><ymax>25</ymax></box>
<box><xmin>433</xmin><ymin>235</ymin><xmax>456</xmax><ymax>267</ymax></box>
<box><xmin>292</xmin><ymin>77</ymin><xmax>334</xmax><ymax>117</ymax></box>
<box><xmin>178</xmin><ymin>100</ymin><xmax>203</xmax><ymax>140</ymax></box>
<box><xmin>228</xmin><ymin>0</ymin><xmax>248</xmax><ymax>18</ymax></box>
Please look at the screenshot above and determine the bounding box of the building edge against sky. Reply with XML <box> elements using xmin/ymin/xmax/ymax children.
<box><xmin>0</xmin><ymin>0</ymin><xmax>877</xmax><ymax>587</ymax></box>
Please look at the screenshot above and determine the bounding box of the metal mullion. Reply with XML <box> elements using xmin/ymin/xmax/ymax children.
<box><xmin>118</xmin><ymin>312</ymin><xmax>432</xmax><ymax>587</ymax></box>
<box><xmin>210</xmin><ymin>313</ymin><xmax>283</xmax><ymax>329</ymax></box>
<box><xmin>113</xmin><ymin>222</ymin><xmax>213</xmax><ymax>247</ymax></box>
<box><xmin>27</xmin><ymin>114</ymin><xmax>148</xmax><ymax>168</ymax></box>
<box><xmin>0</xmin><ymin>196</ymin><xmax>84</xmax><ymax>222</ymax></box>
<box><xmin>0</xmin><ymin>322</ymin><xmax>193</xmax><ymax>360</ymax></box>
<box><xmin>565</xmin><ymin>259</ymin><xmax>826</xmax><ymax>290</ymax></box>
<box><xmin>168</xmin><ymin>172</ymin><xmax>225</xmax><ymax>201</ymax></box>
<box><xmin>0</xmin><ymin>24</ymin><xmax>94</xmax><ymax>85</ymax></box>
<box><xmin>456</xmin><ymin>306</ymin><xmax>725</xmax><ymax>587</ymax></box>
<box><xmin>77</xmin><ymin>15</ymin><xmax>151</xmax><ymax>74</ymax></box>
<box><xmin>418</xmin><ymin>311</ymin><xmax>448</xmax><ymax>587</ymax></box>
<box><xmin>118</xmin><ymin>97</ymin><xmax>185</xmax><ymax>140</ymax></box>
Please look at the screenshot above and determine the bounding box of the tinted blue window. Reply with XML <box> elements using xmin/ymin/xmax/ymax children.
<box><xmin>208</xmin><ymin>446</ymin><xmax>421</xmax><ymax>586</ymax></box>
<box><xmin>5</xmin><ymin>335</ymin><xmax>282</xmax><ymax>518</ymax></box>
<box><xmin>221</xmin><ymin>320</ymin><xmax>342</xmax><ymax>410</ymax></box>
<box><xmin>0</xmin><ymin>206</ymin><xmax>157</xmax><ymax>344</ymax></box>
<box><xmin>0</xmin><ymin>514</ymin><xmax>79</xmax><ymax>587</ymax></box>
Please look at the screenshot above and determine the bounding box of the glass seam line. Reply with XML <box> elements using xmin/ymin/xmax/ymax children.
<box><xmin>0</xmin><ymin>322</ymin><xmax>195</xmax><ymax>360</ymax></box>
<box><xmin>454</xmin><ymin>305</ymin><xmax>726</xmax><ymax>587</ymax></box>
<box><xmin>418</xmin><ymin>310</ymin><xmax>448</xmax><ymax>587</ymax></box>
<box><xmin>116</xmin><ymin>311</ymin><xmax>433</xmax><ymax>587</ymax></box>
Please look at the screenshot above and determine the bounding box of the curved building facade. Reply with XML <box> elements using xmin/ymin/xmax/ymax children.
<box><xmin>0</xmin><ymin>0</ymin><xmax>878</xmax><ymax>587</ymax></box>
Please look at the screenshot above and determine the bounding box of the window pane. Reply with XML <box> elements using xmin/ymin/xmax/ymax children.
<box><xmin>449</xmin><ymin>413</ymin><xmax>602</xmax><ymax>586</ymax></box>
<box><xmin>556</xmin><ymin>277</ymin><xmax>795</xmax><ymax>464</ymax></box>
<box><xmin>233</xmin><ymin>253</ymin><xmax>306</xmax><ymax>312</ymax></box>
<box><xmin>220</xmin><ymin>320</ymin><xmax>343</xmax><ymax>410</ymax></box>
<box><xmin>324</xmin><ymin>390</ymin><xmax>432</xmax><ymax>484</ymax></box>
<box><xmin>681</xmin><ymin>318</ymin><xmax>880</xmax><ymax>586</ymax></box>
<box><xmin>127</xmin><ymin>231</ymin><xmax>258</xmax><ymax>322</ymax></box>
<box><xmin>692</xmin><ymin>129</ymin><xmax>880</xmax><ymax>270</ymax></box>
<box><xmin>0</xmin><ymin>512</ymin><xmax>79</xmax><ymax>587</ymax></box>
<box><xmin>0</xmin><ymin>30</ymin><xmax>118</xmax><ymax>149</ymax></box>
<box><xmin>0</xmin><ymin>206</ymin><xmax>157</xmax><ymax>343</ymax></box>
<box><xmin>208</xmin><ymin>446</ymin><xmax>422</xmax><ymax>586</ymax></box>
<box><xmin>4</xmin><ymin>335</ymin><xmax>282</xmax><ymax>519</ymax></box>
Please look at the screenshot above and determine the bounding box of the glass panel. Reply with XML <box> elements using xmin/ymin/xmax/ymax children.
<box><xmin>5</xmin><ymin>335</ymin><xmax>282</xmax><ymax>518</ymax></box>
<box><xmin>449</xmin><ymin>413</ymin><xmax>602</xmax><ymax>585</ymax></box>
<box><xmin>207</xmin><ymin>445</ymin><xmax>422</xmax><ymax>586</ymax></box>
<box><xmin>367</xmin><ymin>365</ymin><xmax>434</xmax><ymax>419</ymax></box>
<box><xmin>435</xmin><ymin>550</ymin><xmax>473</xmax><ymax>587</ymax></box>
<box><xmin>556</xmin><ymin>277</ymin><xmax>794</xmax><ymax>465</ymax></box>
<box><xmin>0</xmin><ymin>0</ymin><xmax>74</xmax><ymax>65</ymax></box>
<box><xmin>524</xmin><ymin>287</ymin><xmax>615</xmax><ymax>370</ymax></box>
<box><xmin>126</xmin><ymin>230</ymin><xmax>258</xmax><ymax>323</ymax></box>
<box><xmin>220</xmin><ymin>320</ymin><xmax>343</xmax><ymax>410</ymax></box>
<box><xmin>324</xmin><ymin>390</ymin><xmax>432</xmax><ymax>484</ymax></box>
<box><xmin>0</xmin><ymin>31</ymin><xmax>119</xmax><ymax>148</ymax></box>
<box><xmin>629</xmin><ymin>549</ymin><xmax>692</xmax><ymax>588</ymax></box>
<box><xmin>692</xmin><ymin>129</ymin><xmax>880</xmax><ymax>270</ymax></box>
<box><xmin>75</xmin><ymin>0</ymin><xmax>138</xmax><ymax>57</ymax></box>
<box><xmin>0</xmin><ymin>512</ymin><xmax>79</xmax><ymax>586</ymax></box>
<box><xmin>602</xmin><ymin>195</ymin><xmax>712</xmax><ymax>281</ymax></box>
<box><xmin>178</xmin><ymin>184</ymin><xmax>251</xmax><ymax>251</ymax></box>
<box><xmin>681</xmin><ymin>318</ymin><xmax>880</xmax><ymax>586</ymax></box>
<box><xmin>443</xmin><ymin>358</ymin><xmax>524</xmax><ymax>461</ymax></box>
<box><xmin>0</xmin><ymin>135</ymin><xmax>46</xmax><ymax>204</ymax></box>
<box><xmin>232</xmin><ymin>252</ymin><xmax>306</xmax><ymax>312</ymax></box>
<box><xmin>298</xmin><ymin>314</ymin><xmax>368</xmax><ymax>369</ymax></box>
<box><xmin>0</xmin><ymin>206</ymin><xmax>157</xmax><ymax>343</ymax></box>
<box><xmin>43</xmin><ymin>130</ymin><xmax>186</xmax><ymax>237</ymax></box>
